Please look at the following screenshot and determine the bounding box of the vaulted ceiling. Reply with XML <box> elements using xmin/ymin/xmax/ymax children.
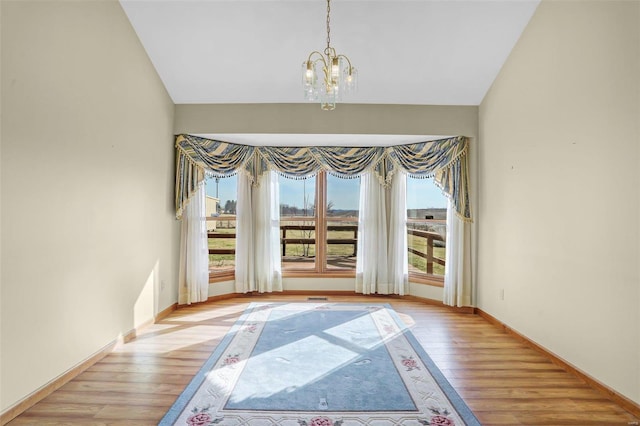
<box><xmin>120</xmin><ymin>0</ymin><xmax>540</xmax><ymax>106</ymax></box>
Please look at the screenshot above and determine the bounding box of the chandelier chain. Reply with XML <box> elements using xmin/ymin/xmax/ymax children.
<box><xmin>326</xmin><ymin>0</ymin><xmax>331</xmax><ymax>52</ymax></box>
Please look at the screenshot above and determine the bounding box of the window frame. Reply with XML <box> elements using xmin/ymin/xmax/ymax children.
<box><xmin>282</xmin><ymin>171</ymin><xmax>357</xmax><ymax>278</ymax></box>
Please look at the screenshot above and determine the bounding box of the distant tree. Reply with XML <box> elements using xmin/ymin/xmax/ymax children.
<box><xmin>223</xmin><ymin>200</ymin><xmax>237</xmax><ymax>214</ymax></box>
<box><xmin>280</xmin><ymin>204</ymin><xmax>291</xmax><ymax>216</ymax></box>
<box><xmin>281</xmin><ymin>203</ymin><xmax>309</xmax><ymax>217</ymax></box>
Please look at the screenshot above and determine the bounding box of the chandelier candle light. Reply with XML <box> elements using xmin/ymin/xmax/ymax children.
<box><xmin>302</xmin><ymin>0</ymin><xmax>357</xmax><ymax>110</ymax></box>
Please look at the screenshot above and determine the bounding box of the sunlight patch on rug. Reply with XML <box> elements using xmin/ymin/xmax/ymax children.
<box><xmin>159</xmin><ymin>303</ymin><xmax>480</xmax><ymax>426</ymax></box>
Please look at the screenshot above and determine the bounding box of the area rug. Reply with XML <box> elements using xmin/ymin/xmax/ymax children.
<box><xmin>159</xmin><ymin>303</ymin><xmax>480</xmax><ymax>426</ymax></box>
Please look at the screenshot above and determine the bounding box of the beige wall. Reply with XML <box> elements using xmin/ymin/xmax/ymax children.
<box><xmin>174</xmin><ymin>103</ymin><xmax>479</xmax><ymax>138</ymax></box>
<box><xmin>0</xmin><ymin>0</ymin><xmax>179</xmax><ymax>411</ymax></box>
<box><xmin>478</xmin><ymin>0</ymin><xmax>639</xmax><ymax>403</ymax></box>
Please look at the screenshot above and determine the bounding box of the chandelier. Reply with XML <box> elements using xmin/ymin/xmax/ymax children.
<box><xmin>302</xmin><ymin>0</ymin><xmax>357</xmax><ymax>110</ymax></box>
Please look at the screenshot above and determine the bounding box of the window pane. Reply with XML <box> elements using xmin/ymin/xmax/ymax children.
<box><xmin>280</xmin><ymin>175</ymin><xmax>316</xmax><ymax>270</ymax></box>
<box><xmin>326</xmin><ymin>175</ymin><xmax>359</xmax><ymax>270</ymax></box>
<box><xmin>406</xmin><ymin>177</ymin><xmax>447</xmax><ymax>277</ymax></box>
<box><xmin>205</xmin><ymin>175</ymin><xmax>237</xmax><ymax>274</ymax></box>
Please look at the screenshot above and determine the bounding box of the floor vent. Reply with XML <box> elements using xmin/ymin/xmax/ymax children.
<box><xmin>308</xmin><ymin>297</ymin><xmax>328</xmax><ymax>301</ymax></box>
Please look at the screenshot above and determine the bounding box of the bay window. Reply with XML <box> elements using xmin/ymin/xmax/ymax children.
<box><xmin>176</xmin><ymin>134</ymin><xmax>470</xmax><ymax>300</ymax></box>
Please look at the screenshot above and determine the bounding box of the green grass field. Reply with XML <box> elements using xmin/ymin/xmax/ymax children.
<box><xmin>407</xmin><ymin>233</ymin><xmax>446</xmax><ymax>276</ymax></box>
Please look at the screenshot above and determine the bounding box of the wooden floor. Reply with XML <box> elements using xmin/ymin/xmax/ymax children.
<box><xmin>8</xmin><ymin>294</ymin><xmax>639</xmax><ymax>425</ymax></box>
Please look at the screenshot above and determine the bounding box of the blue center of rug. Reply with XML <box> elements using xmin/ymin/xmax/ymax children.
<box><xmin>224</xmin><ymin>307</ymin><xmax>417</xmax><ymax>411</ymax></box>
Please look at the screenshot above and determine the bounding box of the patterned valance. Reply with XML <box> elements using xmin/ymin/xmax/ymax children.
<box><xmin>175</xmin><ymin>134</ymin><xmax>472</xmax><ymax>221</ymax></box>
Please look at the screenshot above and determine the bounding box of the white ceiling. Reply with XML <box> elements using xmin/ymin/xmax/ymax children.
<box><xmin>120</xmin><ymin>0</ymin><xmax>540</xmax><ymax>106</ymax></box>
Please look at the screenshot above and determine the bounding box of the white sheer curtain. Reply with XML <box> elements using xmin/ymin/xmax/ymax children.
<box><xmin>443</xmin><ymin>200</ymin><xmax>473</xmax><ymax>306</ymax></box>
<box><xmin>356</xmin><ymin>171</ymin><xmax>390</xmax><ymax>294</ymax></box>
<box><xmin>252</xmin><ymin>171</ymin><xmax>283</xmax><ymax>293</ymax></box>
<box><xmin>235</xmin><ymin>171</ymin><xmax>282</xmax><ymax>293</ymax></box>
<box><xmin>178</xmin><ymin>184</ymin><xmax>209</xmax><ymax>305</ymax></box>
<box><xmin>387</xmin><ymin>171</ymin><xmax>409</xmax><ymax>295</ymax></box>
<box><xmin>234</xmin><ymin>172</ymin><xmax>254</xmax><ymax>293</ymax></box>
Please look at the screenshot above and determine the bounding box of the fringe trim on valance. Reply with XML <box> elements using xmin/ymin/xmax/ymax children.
<box><xmin>326</xmin><ymin>170</ymin><xmax>365</xmax><ymax>180</ymax></box>
<box><xmin>175</xmin><ymin>179</ymin><xmax>204</xmax><ymax>220</ymax></box>
<box><xmin>205</xmin><ymin>169</ymin><xmax>241</xmax><ymax>179</ymax></box>
<box><xmin>434</xmin><ymin>151</ymin><xmax>474</xmax><ymax>223</ymax></box>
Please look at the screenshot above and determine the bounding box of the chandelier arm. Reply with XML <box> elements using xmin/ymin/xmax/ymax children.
<box><xmin>337</xmin><ymin>54</ymin><xmax>354</xmax><ymax>71</ymax></box>
<box><xmin>307</xmin><ymin>51</ymin><xmax>325</xmax><ymax>61</ymax></box>
<box><xmin>307</xmin><ymin>51</ymin><xmax>329</xmax><ymax>68</ymax></box>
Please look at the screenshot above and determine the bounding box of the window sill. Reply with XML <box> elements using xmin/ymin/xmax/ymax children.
<box><xmin>210</xmin><ymin>270</ymin><xmax>357</xmax><ymax>282</ymax></box>
<box><xmin>210</xmin><ymin>271</ymin><xmax>441</xmax><ymax>286</ymax></box>
<box><xmin>409</xmin><ymin>273</ymin><xmax>444</xmax><ymax>287</ymax></box>
<box><xmin>282</xmin><ymin>270</ymin><xmax>356</xmax><ymax>279</ymax></box>
<box><xmin>209</xmin><ymin>272</ymin><xmax>235</xmax><ymax>283</ymax></box>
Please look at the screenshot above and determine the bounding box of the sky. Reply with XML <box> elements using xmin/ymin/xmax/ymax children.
<box><xmin>205</xmin><ymin>174</ymin><xmax>447</xmax><ymax>210</ymax></box>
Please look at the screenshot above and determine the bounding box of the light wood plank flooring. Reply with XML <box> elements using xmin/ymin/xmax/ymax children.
<box><xmin>8</xmin><ymin>295</ymin><xmax>640</xmax><ymax>425</ymax></box>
